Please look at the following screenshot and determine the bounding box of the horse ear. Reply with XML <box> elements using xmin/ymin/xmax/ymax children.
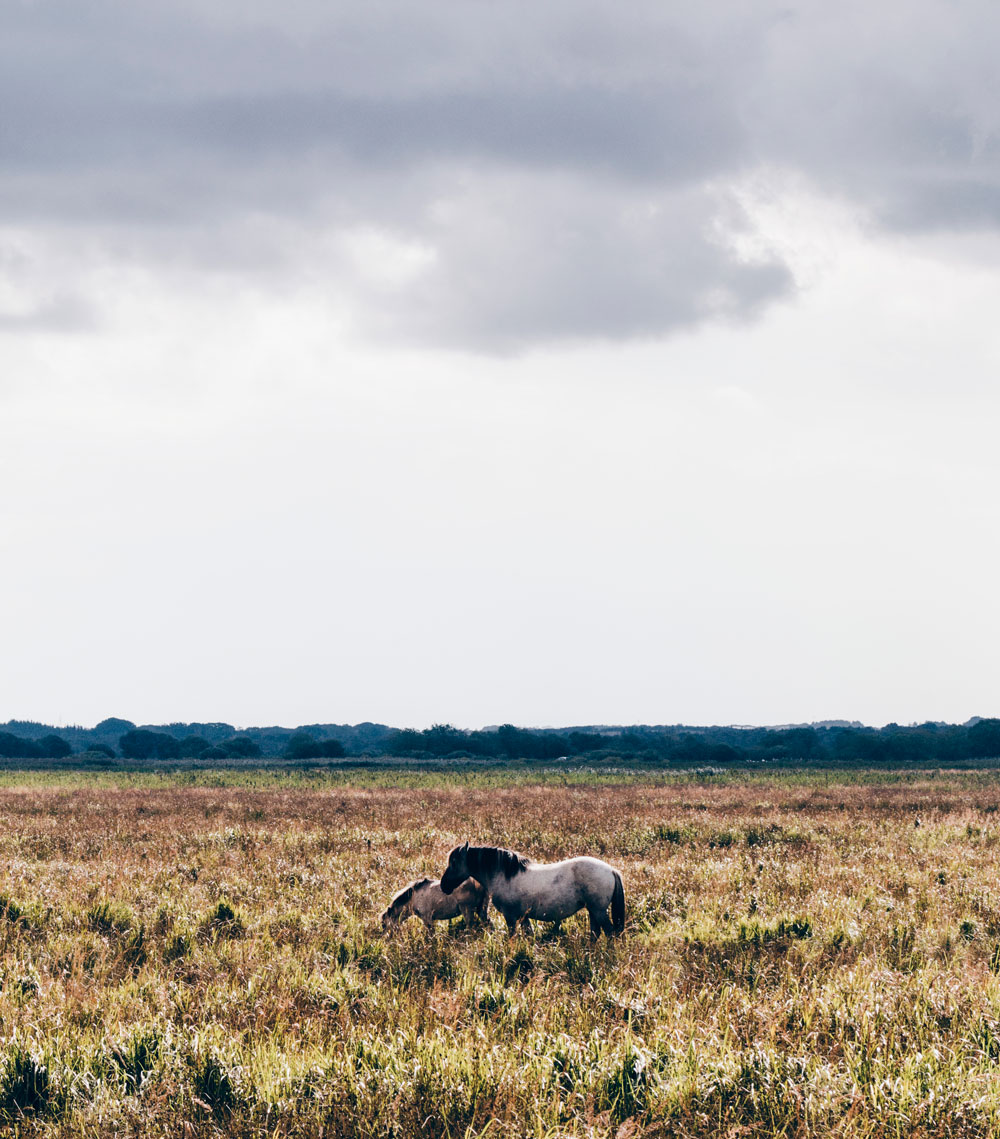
<box><xmin>461</xmin><ymin>841</ymin><xmax>469</xmax><ymax>854</ymax></box>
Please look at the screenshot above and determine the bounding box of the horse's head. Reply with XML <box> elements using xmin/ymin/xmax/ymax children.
<box><xmin>440</xmin><ymin>842</ymin><xmax>469</xmax><ymax>894</ymax></box>
<box><xmin>380</xmin><ymin>883</ymin><xmax>415</xmax><ymax>929</ymax></box>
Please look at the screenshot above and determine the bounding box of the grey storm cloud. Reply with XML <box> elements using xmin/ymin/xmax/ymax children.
<box><xmin>0</xmin><ymin>295</ymin><xmax>93</xmax><ymax>333</ymax></box>
<box><xmin>2</xmin><ymin>0</ymin><xmax>1000</xmax><ymax>348</ymax></box>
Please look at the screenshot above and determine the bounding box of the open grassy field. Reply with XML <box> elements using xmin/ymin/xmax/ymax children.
<box><xmin>3</xmin><ymin>767</ymin><xmax>1000</xmax><ymax>1136</ymax></box>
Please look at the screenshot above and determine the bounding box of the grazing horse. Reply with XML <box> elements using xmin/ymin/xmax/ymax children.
<box><xmin>440</xmin><ymin>843</ymin><xmax>625</xmax><ymax>939</ymax></box>
<box><xmin>380</xmin><ymin>876</ymin><xmax>489</xmax><ymax>932</ymax></box>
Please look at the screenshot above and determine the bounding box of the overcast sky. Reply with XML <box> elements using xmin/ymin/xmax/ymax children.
<box><xmin>2</xmin><ymin>0</ymin><xmax>999</xmax><ymax>730</ymax></box>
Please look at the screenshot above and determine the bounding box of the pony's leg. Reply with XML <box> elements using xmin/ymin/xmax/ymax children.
<box><xmin>473</xmin><ymin>898</ymin><xmax>490</xmax><ymax>932</ymax></box>
<box><xmin>520</xmin><ymin>916</ymin><xmax>533</xmax><ymax>936</ymax></box>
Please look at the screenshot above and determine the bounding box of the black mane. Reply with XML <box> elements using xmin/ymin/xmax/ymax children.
<box><xmin>389</xmin><ymin>877</ymin><xmax>433</xmax><ymax>910</ymax></box>
<box><xmin>471</xmin><ymin>845</ymin><xmax>530</xmax><ymax>880</ymax></box>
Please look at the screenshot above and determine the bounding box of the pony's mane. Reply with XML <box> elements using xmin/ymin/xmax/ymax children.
<box><xmin>473</xmin><ymin>846</ymin><xmax>530</xmax><ymax>879</ymax></box>
<box><xmin>388</xmin><ymin>877</ymin><xmax>434</xmax><ymax>911</ymax></box>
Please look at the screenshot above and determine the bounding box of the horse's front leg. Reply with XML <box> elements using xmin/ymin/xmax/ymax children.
<box><xmin>498</xmin><ymin>903</ymin><xmax>523</xmax><ymax>936</ymax></box>
<box><xmin>519</xmin><ymin>916</ymin><xmax>533</xmax><ymax>936</ymax></box>
<box><xmin>467</xmin><ymin>905</ymin><xmax>488</xmax><ymax>931</ymax></box>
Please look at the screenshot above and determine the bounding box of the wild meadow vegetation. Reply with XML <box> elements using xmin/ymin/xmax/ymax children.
<box><xmin>3</xmin><ymin>768</ymin><xmax>1000</xmax><ymax>1135</ymax></box>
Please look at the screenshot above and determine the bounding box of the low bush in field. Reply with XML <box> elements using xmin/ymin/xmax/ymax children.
<box><xmin>198</xmin><ymin>900</ymin><xmax>245</xmax><ymax>941</ymax></box>
<box><xmin>0</xmin><ymin>1046</ymin><xmax>50</xmax><ymax>1121</ymax></box>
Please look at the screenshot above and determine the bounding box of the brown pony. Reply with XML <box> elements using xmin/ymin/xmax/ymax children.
<box><xmin>380</xmin><ymin>877</ymin><xmax>489</xmax><ymax>932</ymax></box>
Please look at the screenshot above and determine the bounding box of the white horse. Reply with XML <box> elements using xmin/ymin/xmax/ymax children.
<box><xmin>380</xmin><ymin>876</ymin><xmax>489</xmax><ymax>932</ymax></box>
<box><xmin>440</xmin><ymin>843</ymin><xmax>625</xmax><ymax>939</ymax></box>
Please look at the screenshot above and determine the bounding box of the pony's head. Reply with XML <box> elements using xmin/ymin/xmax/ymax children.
<box><xmin>380</xmin><ymin>882</ymin><xmax>417</xmax><ymax>929</ymax></box>
<box><xmin>440</xmin><ymin>842</ymin><xmax>470</xmax><ymax>894</ymax></box>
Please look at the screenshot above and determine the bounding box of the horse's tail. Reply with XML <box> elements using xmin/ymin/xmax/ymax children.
<box><xmin>611</xmin><ymin>870</ymin><xmax>626</xmax><ymax>935</ymax></box>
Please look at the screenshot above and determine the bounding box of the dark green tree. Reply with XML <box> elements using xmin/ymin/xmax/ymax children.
<box><xmin>119</xmin><ymin>730</ymin><xmax>181</xmax><ymax>760</ymax></box>
<box><xmin>968</xmin><ymin>719</ymin><xmax>1000</xmax><ymax>758</ymax></box>
<box><xmin>84</xmin><ymin>743</ymin><xmax>116</xmax><ymax>759</ymax></box>
<box><xmin>285</xmin><ymin>733</ymin><xmax>322</xmax><ymax>760</ymax></box>
<box><xmin>178</xmin><ymin>736</ymin><xmax>211</xmax><ymax>757</ymax></box>
<box><xmin>0</xmin><ymin>733</ymin><xmax>40</xmax><ymax>759</ymax></box>
<box><xmin>220</xmin><ymin>736</ymin><xmax>262</xmax><ymax>758</ymax></box>
<box><xmin>37</xmin><ymin>735</ymin><xmax>72</xmax><ymax>758</ymax></box>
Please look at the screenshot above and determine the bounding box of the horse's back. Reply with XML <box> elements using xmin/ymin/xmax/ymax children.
<box><xmin>563</xmin><ymin>855</ymin><xmax>617</xmax><ymax>875</ymax></box>
<box><xmin>413</xmin><ymin>877</ymin><xmax>484</xmax><ymax>921</ymax></box>
<box><xmin>565</xmin><ymin>856</ymin><xmax>618</xmax><ymax>904</ymax></box>
<box><xmin>409</xmin><ymin>878</ymin><xmax>448</xmax><ymax>919</ymax></box>
<box><xmin>541</xmin><ymin>855</ymin><xmax>617</xmax><ymax>892</ymax></box>
<box><xmin>500</xmin><ymin>855</ymin><xmax>616</xmax><ymax>920</ymax></box>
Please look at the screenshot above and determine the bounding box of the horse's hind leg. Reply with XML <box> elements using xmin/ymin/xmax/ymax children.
<box><xmin>589</xmin><ymin>909</ymin><xmax>613</xmax><ymax>941</ymax></box>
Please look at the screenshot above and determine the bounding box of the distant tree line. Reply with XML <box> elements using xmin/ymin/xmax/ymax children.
<box><xmin>0</xmin><ymin>719</ymin><xmax>371</xmax><ymax>761</ymax></box>
<box><xmin>1</xmin><ymin>717</ymin><xmax>999</xmax><ymax>766</ymax></box>
<box><xmin>118</xmin><ymin>730</ymin><xmax>264</xmax><ymax>760</ymax></box>
<box><xmin>0</xmin><ymin>733</ymin><xmax>73</xmax><ymax>760</ymax></box>
<box><xmin>383</xmin><ymin>719</ymin><xmax>1000</xmax><ymax>765</ymax></box>
<box><xmin>0</xmin><ymin>725</ymin><xmax>345</xmax><ymax>762</ymax></box>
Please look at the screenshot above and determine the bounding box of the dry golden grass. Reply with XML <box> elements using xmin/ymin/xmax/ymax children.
<box><xmin>2</xmin><ymin>769</ymin><xmax>1000</xmax><ymax>1136</ymax></box>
